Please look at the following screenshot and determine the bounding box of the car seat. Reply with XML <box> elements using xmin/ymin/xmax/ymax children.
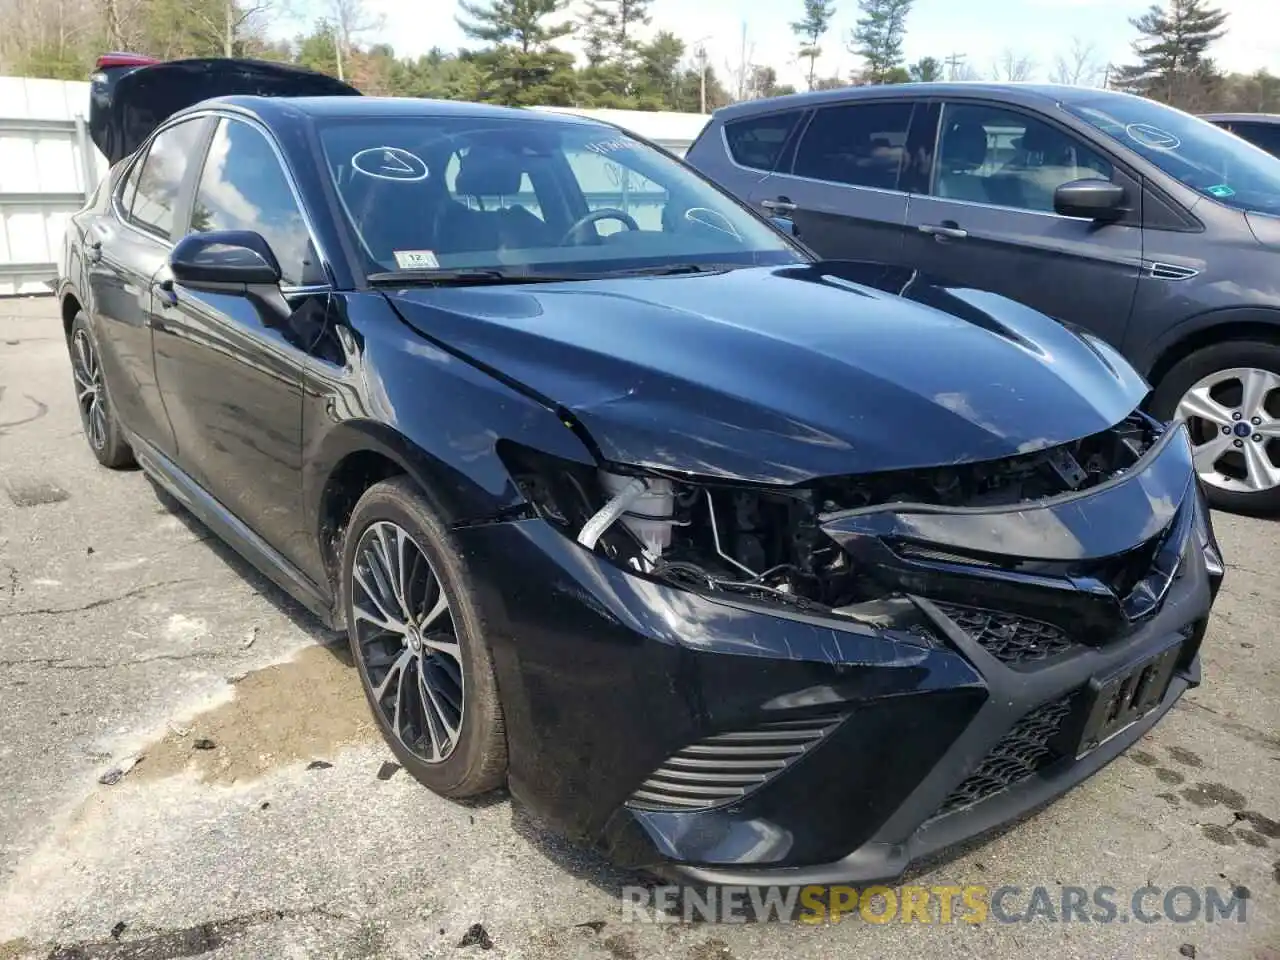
<box><xmin>936</xmin><ymin>119</ymin><xmax>992</xmax><ymax>203</ymax></box>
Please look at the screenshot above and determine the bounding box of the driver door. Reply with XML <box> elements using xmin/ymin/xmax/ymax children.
<box><xmin>901</xmin><ymin>100</ymin><xmax>1143</xmax><ymax>347</ymax></box>
<box><xmin>152</xmin><ymin>116</ymin><xmax>324</xmax><ymax>572</ymax></box>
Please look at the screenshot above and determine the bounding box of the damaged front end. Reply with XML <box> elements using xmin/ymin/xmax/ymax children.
<box><xmin>502</xmin><ymin>411</ymin><xmax>1219</xmax><ymax>645</ymax></box>
<box><xmin>480</xmin><ymin>409</ymin><xmax>1221</xmax><ymax>883</ymax></box>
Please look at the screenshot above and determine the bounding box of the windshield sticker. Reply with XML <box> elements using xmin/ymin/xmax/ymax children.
<box><xmin>1124</xmin><ymin>123</ymin><xmax>1181</xmax><ymax>151</ymax></box>
<box><xmin>353</xmin><ymin>146</ymin><xmax>429</xmax><ymax>181</ymax></box>
<box><xmin>584</xmin><ymin>136</ymin><xmax>635</xmax><ymax>156</ymax></box>
<box><xmin>1206</xmin><ymin>184</ymin><xmax>1237</xmax><ymax>198</ymax></box>
<box><xmin>394</xmin><ymin>250</ymin><xmax>440</xmax><ymax>269</ymax></box>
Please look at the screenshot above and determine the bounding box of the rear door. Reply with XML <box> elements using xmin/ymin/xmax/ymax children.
<box><xmin>901</xmin><ymin>99</ymin><xmax>1142</xmax><ymax>347</ymax></box>
<box><xmin>87</xmin><ymin>115</ymin><xmax>212</xmax><ymax>457</ymax></box>
<box><xmin>152</xmin><ymin>115</ymin><xmax>322</xmax><ymax>570</ymax></box>
<box><xmin>752</xmin><ymin>99</ymin><xmax>917</xmax><ymax>261</ymax></box>
<box><xmin>692</xmin><ymin>108</ymin><xmax>807</xmax><ymax>211</ymax></box>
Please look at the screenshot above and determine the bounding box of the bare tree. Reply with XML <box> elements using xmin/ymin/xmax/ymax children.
<box><xmin>190</xmin><ymin>0</ymin><xmax>276</xmax><ymax>56</ymax></box>
<box><xmin>723</xmin><ymin>21</ymin><xmax>756</xmax><ymax>102</ymax></box>
<box><xmin>331</xmin><ymin>0</ymin><xmax>384</xmax><ymax>81</ymax></box>
<box><xmin>1051</xmin><ymin>36</ymin><xmax>1103</xmax><ymax>86</ymax></box>
<box><xmin>991</xmin><ymin>48</ymin><xmax>1035</xmax><ymax>82</ymax></box>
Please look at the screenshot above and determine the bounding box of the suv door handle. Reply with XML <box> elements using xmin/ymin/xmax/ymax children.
<box><xmin>919</xmin><ymin>222</ymin><xmax>968</xmax><ymax>240</ymax></box>
<box><xmin>761</xmin><ymin>198</ymin><xmax>797</xmax><ymax>214</ymax></box>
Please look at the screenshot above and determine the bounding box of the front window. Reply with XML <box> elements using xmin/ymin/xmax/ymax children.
<box><xmin>1063</xmin><ymin>94</ymin><xmax>1280</xmax><ymax>214</ymax></box>
<box><xmin>317</xmin><ymin>117</ymin><xmax>803</xmax><ymax>277</ymax></box>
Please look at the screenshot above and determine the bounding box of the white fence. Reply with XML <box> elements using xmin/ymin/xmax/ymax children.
<box><xmin>0</xmin><ymin>76</ymin><xmax>710</xmax><ymax>296</ymax></box>
<box><xmin>0</xmin><ymin>79</ymin><xmax>105</xmax><ymax>296</ymax></box>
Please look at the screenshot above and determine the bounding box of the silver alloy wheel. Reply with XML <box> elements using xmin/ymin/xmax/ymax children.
<box><xmin>350</xmin><ymin>520</ymin><xmax>465</xmax><ymax>764</ymax></box>
<box><xmin>71</xmin><ymin>329</ymin><xmax>107</xmax><ymax>451</ymax></box>
<box><xmin>1176</xmin><ymin>366</ymin><xmax>1280</xmax><ymax>494</ymax></box>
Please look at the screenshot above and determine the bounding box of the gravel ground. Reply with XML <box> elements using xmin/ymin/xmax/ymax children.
<box><xmin>1</xmin><ymin>297</ymin><xmax>1277</xmax><ymax>960</ymax></box>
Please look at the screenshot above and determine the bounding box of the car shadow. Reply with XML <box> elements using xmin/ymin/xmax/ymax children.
<box><xmin>144</xmin><ymin>479</ymin><xmax>344</xmax><ymax>653</ymax></box>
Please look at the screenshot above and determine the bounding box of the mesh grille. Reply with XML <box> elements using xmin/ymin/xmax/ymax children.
<box><xmin>628</xmin><ymin>715</ymin><xmax>844</xmax><ymax>812</ymax></box>
<box><xmin>932</xmin><ymin>696</ymin><xmax>1073</xmax><ymax>819</ymax></box>
<box><xmin>933</xmin><ymin>601</ymin><xmax>1077</xmax><ymax>665</ymax></box>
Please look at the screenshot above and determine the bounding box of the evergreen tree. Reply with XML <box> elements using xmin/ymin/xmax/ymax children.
<box><xmin>578</xmin><ymin>0</ymin><xmax>652</xmax><ymax>103</ymax></box>
<box><xmin>791</xmin><ymin>0</ymin><xmax>835</xmax><ymax>91</ymax></box>
<box><xmin>1114</xmin><ymin>0</ymin><xmax>1228</xmax><ymax>107</ymax></box>
<box><xmin>849</xmin><ymin>0</ymin><xmax>913</xmax><ymax>84</ymax></box>
<box><xmin>456</xmin><ymin>0</ymin><xmax>576</xmax><ymax>105</ymax></box>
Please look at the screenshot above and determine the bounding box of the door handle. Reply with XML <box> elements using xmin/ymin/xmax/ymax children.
<box><xmin>761</xmin><ymin>198</ymin><xmax>797</xmax><ymax>214</ymax></box>
<box><xmin>152</xmin><ymin>278</ymin><xmax>178</xmax><ymax>309</ymax></box>
<box><xmin>919</xmin><ymin>222</ymin><xmax>968</xmax><ymax>240</ymax></box>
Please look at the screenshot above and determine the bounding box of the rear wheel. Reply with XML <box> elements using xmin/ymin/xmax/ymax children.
<box><xmin>68</xmin><ymin>311</ymin><xmax>134</xmax><ymax>469</ymax></box>
<box><xmin>1150</xmin><ymin>339</ymin><xmax>1280</xmax><ymax>515</ymax></box>
<box><xmin>341</xmin><ymin>477</ymin><xmax>507</xmax><ymax>797</ymax></box>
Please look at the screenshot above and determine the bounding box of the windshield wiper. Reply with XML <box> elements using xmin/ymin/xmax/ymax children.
<box><xmin>593</xmin><ymin>263</ymin><xmax>743</xmax><ymax>278</ymax></box>
<box><xmin>366</xmin><ymin>268</ymin><xmax>586</xmax><ymax>287</ymax></box>
<box><xmin>367</xmin><ymin>262</ymin><xmax>745</xmax><ymax>287</ymax></box>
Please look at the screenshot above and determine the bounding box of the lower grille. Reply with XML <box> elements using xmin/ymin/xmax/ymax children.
<box><xmin>933</xmin><ymin>601</ymin><xmax>1076</xmax><ymax>666</ymax></box>
<box><xmin>628</xmin><ymin>714</ymin><xmax>844</xmax><ymax>812</ymax></box>
<box><xmin>932</xmin><ymin>695</ymin><xmax>1073</xmax><ymax>818</ymax></box>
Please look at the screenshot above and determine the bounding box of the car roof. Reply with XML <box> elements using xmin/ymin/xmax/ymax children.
<box><xmin>1202</xmin><ymin>112</ymin><xmax>1280</xmax><ymax>124</ymax></box>
<box><xmin>710</xmin><ymin>82</ymin><xmax>1134</xmax><ymax>119</ymax></box>
<box><xmin>187</xmin><ymin>94</ymin><xmax>609</xmax><ymax>128</ymax></box>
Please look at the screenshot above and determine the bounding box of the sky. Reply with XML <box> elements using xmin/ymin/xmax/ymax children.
<box><xmin>296</xmin><ymin>0</ymin><xmax>1279</xmax><ymax>92</ymax></box>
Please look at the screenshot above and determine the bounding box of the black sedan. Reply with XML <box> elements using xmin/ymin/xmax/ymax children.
<box><xmin>58</xmin><ymin>56</ymin><xmax>1223</xmax><ymax>886</ymax></box>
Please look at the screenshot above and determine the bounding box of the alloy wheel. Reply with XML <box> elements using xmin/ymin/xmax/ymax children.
<box><xmin>71</xmin><ymin>329</ymin><xmax>107</xmax><ymax>452</ymax></box>
<box><xmin>1176</xmin><ymin>366</ymin><xmax>1280</xmax><ymax>494</ymax></box>
<box><xmin>350</xmin><ymin>520</ymin><xmax>465</xmax><ymax>764</ymax></box>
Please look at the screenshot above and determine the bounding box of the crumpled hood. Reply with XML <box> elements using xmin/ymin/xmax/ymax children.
<box><xmin>383</xmin><ymin>262</ymin><xmax>1150</xmax><ymax>484</ymax></box>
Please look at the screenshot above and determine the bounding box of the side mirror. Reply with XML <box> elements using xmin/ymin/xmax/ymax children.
<box><xmin>1054</xmin><ymin>178</ymin><xmax>1127</xmax><ymax>221</ymax></box>
<box><xmin>170</xmin><ymin>230</ymin><xmax>282</xmax><ymax>288</ymax></box>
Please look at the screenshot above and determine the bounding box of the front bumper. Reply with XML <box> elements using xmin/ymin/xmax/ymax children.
<box><xmin>455</xmin><ymin>425</ymin><xmax>1221</xmax><ymax>885</ymax></box>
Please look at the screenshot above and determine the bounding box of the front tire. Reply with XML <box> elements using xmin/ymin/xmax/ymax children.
<box><xmin>68</xmin><ymin>311</ymin><xmax>134</xmax><ymax>469</ymax></box>
<box><xmin>342</xmin><ymin>477</ymin><xmax>507</xmax><ymax>797</ymax></box>
<box><xmin>1150</xmin><ymin>339</ymin><xmax>1280</xmax><ymax>515</ymax></box>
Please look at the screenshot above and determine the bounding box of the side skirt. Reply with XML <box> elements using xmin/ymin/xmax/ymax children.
<box><xmin>126</xmin><ymin>430</ymin><xmax>338</xmax><ymax>629</ymax></box>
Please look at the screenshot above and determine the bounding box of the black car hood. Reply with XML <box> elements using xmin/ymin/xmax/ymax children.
<box><xmin>383</xmin><ymin>262</ymin><xmax>1151</xmax><ymax>484</ymax></box>
<box><xmin>89</xmin><ymin>57</ymin><xmax>360</xmax><ymax>164</ymax></box>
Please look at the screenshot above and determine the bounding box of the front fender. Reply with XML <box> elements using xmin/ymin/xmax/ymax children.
<box><xmin>299</xmin><ymin>292</ymin><xmax>598</xmax><ymax>587</ymax></box>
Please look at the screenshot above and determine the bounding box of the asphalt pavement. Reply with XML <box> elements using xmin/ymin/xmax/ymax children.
<box><xmin>0</xmin><ymin>297</ymin><xmax>1277</xmax><ymax>960</ymax></box>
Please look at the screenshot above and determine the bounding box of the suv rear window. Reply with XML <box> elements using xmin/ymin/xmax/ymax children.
<box><xmin>724</xmin><ymin>112</ymin><xmax>803</xmax><ymax>171</ymax></box>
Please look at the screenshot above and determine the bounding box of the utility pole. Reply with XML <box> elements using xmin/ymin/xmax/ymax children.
<box><xmin>945</xmin><ymin>52</ymin><xmax>967</xmax><ymax>81</ymax></box>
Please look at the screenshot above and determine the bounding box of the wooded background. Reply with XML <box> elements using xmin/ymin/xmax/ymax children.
<box><xmin>0</xmin><ymin>0</ymin><xmax>1275</xmax><ymax>115</ymax></box>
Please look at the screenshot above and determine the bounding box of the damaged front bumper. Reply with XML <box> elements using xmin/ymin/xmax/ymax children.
<box><xmin>456</xmin><ymin>422</ymin><xmax>1222</xmax><ymax>885</ymax></box>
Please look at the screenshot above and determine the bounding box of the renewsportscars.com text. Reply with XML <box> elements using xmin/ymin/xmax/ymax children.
<box><xmin>620</xmin><ymin>884</ymin><xmax>1252</xmax><ymax>925</ymax></box>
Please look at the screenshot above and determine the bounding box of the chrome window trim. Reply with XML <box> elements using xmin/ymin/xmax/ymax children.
<box><xmin>110</xmin><ymin>108</ymin><xmax>334</xmax><ymax>290</ymax></box>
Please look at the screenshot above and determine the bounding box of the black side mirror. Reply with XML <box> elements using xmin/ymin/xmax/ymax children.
<box><xmin>170</xmin><ymin>230</ymin><xmax>282</xmax><ymax>288</ymax></box>
<box><xmin>1054</xmin><ymin>178</ymin><xmax>1127</xmax><ymax>221</ymax></box>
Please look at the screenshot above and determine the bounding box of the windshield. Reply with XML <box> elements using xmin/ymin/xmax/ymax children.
<box><xmin>317</xmin><ymin>116</ymin><xmax>803</xmax><ymax>278</ymax></box>
<box><xmin>1062</xmin><ymin>94</ymin><xmax>1280</xmax><ymax>214</ymax></box>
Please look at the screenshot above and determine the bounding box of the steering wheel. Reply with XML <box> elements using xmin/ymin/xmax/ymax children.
<box><xmin>560</xmin><ymin>208</ymin><xmax>640</xmax><ymax>246</ymax></box>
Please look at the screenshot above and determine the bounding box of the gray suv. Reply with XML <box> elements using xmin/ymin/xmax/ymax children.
<box><xmin>687</xmin><ymin>83</ymin><xmax>1280</xmax><ymax>514</ymax></box>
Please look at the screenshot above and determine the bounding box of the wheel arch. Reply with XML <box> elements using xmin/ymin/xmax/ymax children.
<box><xmin>1142</xmin><ymin>307</ymin><xmax>1280</xmax><ymax>390</ymax></box>
<box><xmin>306</xmin><ymin>419</ymin><xmax>537</xmax><ymax>625</ymax></box>
<box><xmin>60</xmin><ymin>288</ymin><xmax>83</xmax><ymax>340</ymax></box>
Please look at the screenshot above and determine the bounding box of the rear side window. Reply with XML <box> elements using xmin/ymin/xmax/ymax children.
<box><xmin>128</xmin><ymin>119</ymin><xmax>206</xmax><ymax>239</ymax></box>
<box><xmin>189</xmin><ymin>118</ymin><xmax>320</xmax><ymax>286</ymax></box>
<box><xmin>793</xmin><ymin>102</ymin><xmax>914</xmax><ymax>190</ymax></box>
<box><xmin>724</xmin><ymin>111</ymin><xmax>803</xmax><ymax>171</ymax></box>
<box><xmin>1231</xmin><ymin>122</ymin><xmax>1280</xmax><ymax>158</ymax></box>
